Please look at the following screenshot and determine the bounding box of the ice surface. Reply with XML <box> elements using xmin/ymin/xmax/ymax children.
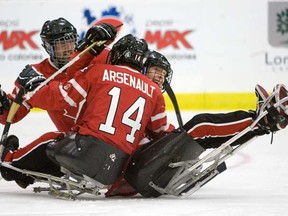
<box><xmin>0</xmin><ymin>111</ymin><xmax>287</xmax><ymax>216</ymax></box>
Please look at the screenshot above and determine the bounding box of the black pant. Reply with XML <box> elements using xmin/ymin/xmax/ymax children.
<box><xmin>183</xmin><ymin>110</ymin><xmax>260</xmax><ymax>149</ymax></box>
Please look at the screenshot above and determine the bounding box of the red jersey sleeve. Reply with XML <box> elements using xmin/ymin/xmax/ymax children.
<box><xmin>28</xmin><ymin>69</ymin><xmax>90</xmax><ymax>111</ymax></box>
<box><xmin>146</xmin><ymin>93</ymin><xmax>175</xmax><ymax>138</ymax></box>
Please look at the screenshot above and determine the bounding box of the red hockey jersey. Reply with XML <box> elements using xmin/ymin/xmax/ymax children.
<box><xmin>29</xmin><ymin>63</ymin><xmax>174</xmax><ymax>154</ymax></box>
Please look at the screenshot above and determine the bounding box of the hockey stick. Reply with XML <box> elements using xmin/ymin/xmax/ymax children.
<box><xmin>164</xmin><ymin>81</ymin><xmax>183</xmax><ymax>127</ymax></box>
<box><xmin>0</xmin><ymin>88</ymin><xmax>25</xmax><ymax>160</ymax></box>
<box><xmin>26</xmin><ymin>40</ymin><xmax>106</xmax><ymax>99</ymax></box>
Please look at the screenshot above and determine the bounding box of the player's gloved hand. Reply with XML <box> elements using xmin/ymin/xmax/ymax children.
<box><xmin>77</xmin><ymin>23</ymin><xmax>117</xmax><ymax>56</ymax></box>
<box><xmin>0</xmin><ymin>85</ymin><xmax>11</xmax><ymax>115</ymax></box>
<box><xmin>17</xmin><ymin>65</ymin><xmax>46</xmax><ymax>92</ymax></box>
<box><xmin>86</xmin><ymin>23</ymin><xmax>117</xmax><ymax>44</ymax></box>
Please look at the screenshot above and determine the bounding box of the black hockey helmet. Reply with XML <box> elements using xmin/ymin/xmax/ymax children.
<box><xmin>144</xmin><ymin>50</ymin><xmax>173</xmax><ymax>92</ymax></box>
<box><xmin>40</xmin><ymin>17</ymin><xmax>78</xmax><ymax>68</ymax></box>
<box><xmin>109</xmin><ymin>34</ymin><xmax>149</xmax><ymax>71</ymax></box>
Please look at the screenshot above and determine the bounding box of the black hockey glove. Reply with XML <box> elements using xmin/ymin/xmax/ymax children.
<box><xmin>0</xmin><ymin>85</ymin><xmax>11</xmax><ymax>115</ymax></box>
<box><xmin>77</xmin><ymin>23</ymin><xmax>117</xmax><ymax>56</ymax></box>
<box><xmin>17</xmin><ymin>65</ymin><xmax>46</xmax><ymax>92</ymax></box>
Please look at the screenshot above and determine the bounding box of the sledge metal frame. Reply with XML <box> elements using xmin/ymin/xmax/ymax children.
<box><xmin>149</xmin><ymin>135</ymin><xmax>255</xmax><ymax>197</ymax></box>
<box><xmin>0</xmin><ymin>163</ymin><xmax>104</xmax><ymax>200</ymax></box>
<box><xmin>148</xmin><ymin>93</ymin><xmax>288</xmax><ymax>197</ymax></box>
<box><xmin>0</xmin><ymin>93</ymin><xmax>287</xmax><ymax>199</ymax></box>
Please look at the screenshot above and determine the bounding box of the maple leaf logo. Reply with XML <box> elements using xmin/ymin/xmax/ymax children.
<box><xmin>276</xmin><ymin>8</ymin><xmax>288</xmax><ymax>35</ymax></box>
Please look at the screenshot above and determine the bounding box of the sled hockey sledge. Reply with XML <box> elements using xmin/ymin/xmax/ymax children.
<box><xmin>0</xmin><ymin>163</ymin><xmax>105</xmax><ymax>200</ymax></box>
<box><xmin>0</xmin><ymin>91</ymin><xmax>287</xmax><ymax>200</ymax></box>
<box><xmin>124</xmin><ymin>88</ymin><xmax>288</xmax><ymax>198</ymax></box>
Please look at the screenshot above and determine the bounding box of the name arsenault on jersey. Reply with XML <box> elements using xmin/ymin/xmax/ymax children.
<box><xmin>102</xmin><ymin>69</ymin><xmax>156</xmax><ymax>98</ymax></box>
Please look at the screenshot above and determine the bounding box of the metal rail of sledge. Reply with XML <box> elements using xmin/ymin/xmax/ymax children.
<box><xmin>0</xmin><ymin>163</ymin><xmax>104</xmax><ymax>200</ymax></box>
<box><xmin>149</xmin><ymin>95</ymin><xmax>288</xmax><ymax>197</ymax></box>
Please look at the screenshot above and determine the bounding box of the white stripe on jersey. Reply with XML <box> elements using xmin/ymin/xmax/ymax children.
<box><xmin>59</xmin><ymin>85</ymin><xmax>77</xmax><ymax>107</ymax></box>
<box><xmin>153</xmin><ymin>123</ymin><xmax>171</xmax><ymax>133</ymax></box>
<box><xmin>69</xmin><ymin>79</ymin><xmax>87</xmax><ymax>98</ymax></box>
<box><xmin>151</xmin><ymin>112</ymin><xmax>166</xmax><ymax>122</ymax></box>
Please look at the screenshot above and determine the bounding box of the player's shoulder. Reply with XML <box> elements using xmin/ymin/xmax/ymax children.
<box><xmin>32</xmin><ymin>58</ymin><xmax>57</xmax><ymax>76</ymax></box>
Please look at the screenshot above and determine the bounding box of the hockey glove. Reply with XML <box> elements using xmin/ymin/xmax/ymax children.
<box><xmin>0</xmin><ymin>85</ymin><xmax>11</xmax><ymax>115</ymax></box>
<box><xmin>77</xmin><ymin>23</ymin><xmax>117</xmax><ymax>56</ymax></box>
<box><xmin>17</xmin><ymin>65</ymin><xmax>46</xmax><ymax>92</ymax></box>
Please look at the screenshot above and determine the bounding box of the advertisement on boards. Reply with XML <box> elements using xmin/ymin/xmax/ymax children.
<box><xmin>0</xmin><ymin>0</ymin><xmax>288</xmax><ymax>109</ymax></box>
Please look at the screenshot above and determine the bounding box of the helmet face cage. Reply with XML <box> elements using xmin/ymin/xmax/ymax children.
<box><xmin>42</xmin><ymin>34</ymin><xmax>78</xmax><ymax>68</ymax></box>
<box><xmin>40</xmin><ymin>18</ymin><xmax>78</xmax><ymax>68</ymax></box>
<box><xmin>110</xmin><ymin>34</ymin><xmax>149</xmax><ymax>71</ymax></box>
<box><xmin>145</xmin><ymin>51</ymin><xmax>173</xmax><ymax>92</ymax></box>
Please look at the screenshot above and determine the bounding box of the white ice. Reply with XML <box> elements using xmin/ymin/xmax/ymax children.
<box><xmin>0</xmin><ymin>111</ymin><xmax>287</xmax><ymax>216</ymax></box>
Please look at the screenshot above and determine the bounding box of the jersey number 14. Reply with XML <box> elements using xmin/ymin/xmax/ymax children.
<box><xmin>99</xmin><ymin>87</ymin><xmax>146</xmax><ymax>143</ymax></box>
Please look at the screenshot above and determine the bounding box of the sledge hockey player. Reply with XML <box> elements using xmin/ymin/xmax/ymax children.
<box><xmin>0</xmin><ymin>34</ymin><xmax>174</xmax><ymax>190</ymax></box>
<box><xmin>0</xmin><ymin>17</ymin><xmax>117</xmax><ymax>132</ymax></box>
<box><xmin>138</xmin><ymin>50</ymin><xmax>288</xmax><ymax>147</ymax></box>
<box><xmin>122</xmin><ymin>83</ymin><xmax>288</xmax><ymax>197</ymax></box>
<box><xmin>0</xmin><ymin>17</ymin><xmax>118</xmax><ymax>187</ymax></box>
<box><xmin>105</xmin><ymin>51</ymin><xmax>288</xmax><ymax>197</ymax></box>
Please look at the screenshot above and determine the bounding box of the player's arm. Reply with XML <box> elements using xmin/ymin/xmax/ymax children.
<box><xmin>146</xmin><ymin>92</ymin><xmax>175</xmax><ymax>139</ymax></box>
<box><xmin>20</xmin><ymin>66</ymin><xmax>91</xmax><ymax>111</ymax></box>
